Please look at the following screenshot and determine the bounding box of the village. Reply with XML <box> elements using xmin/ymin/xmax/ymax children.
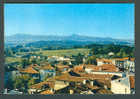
<box><xmin>4</xmin><ymin>54</ymin><xmax>135</xmax><ymax>95</ymax></box>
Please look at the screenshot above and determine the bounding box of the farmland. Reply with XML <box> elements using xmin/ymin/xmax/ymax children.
<box><xmin>5</xmin><ymin>48</ymin><xmax>90</xmax><ymax>64</ymax></box>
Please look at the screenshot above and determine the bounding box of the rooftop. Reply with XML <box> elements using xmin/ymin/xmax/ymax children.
<box><xmin>55</xmin><ymin>73</ymin><xmax>88</xmax><ymax>82</ymax></box>
<box><xmin>40</xmin><ymin>65</ymin><xmax>54</xmax><ymax>70</ymax></box>
<box><xmin>20</xmin><ymin>66</ymin><xmax>39</xmax><ymax>74</ymax></box>
<box><xmin>113</xmin><ymin>57</ymin><xmax>129</xmax><ymax>61</ymax></box>
<box><xmin>30</xmin><ymin>81</ymin><xmax>55</xmax><ymax>89</ymax></box>
<box><xmin>96</xmin><ymin>58</ymin><xmax>113</xmax><ymax>63</ymax></box>
<box><xmin>84</xmin><ymin>64</ymin><xmax>119</xmax><ymax>72</ymax></box>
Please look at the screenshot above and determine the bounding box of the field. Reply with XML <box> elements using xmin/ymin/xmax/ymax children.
<box><xmin>35</xmin><ymin>48</ymin><xmax>90</xmax><ymax>56</ymax></box>
<box><xmin>6</xmin><ymin>57</ymin><xmax>22</xmax><ymax>64</ymax></box>
<box><xmin>6</xmin><ymin>48</ymin><xmax>90</xmax><ymax>63</ymax></box>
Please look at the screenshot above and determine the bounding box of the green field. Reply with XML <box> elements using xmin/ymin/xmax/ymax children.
<box><xmin>6</xmin><ymin>57</ymin><xmax>22</xmax><ymax>64</ymax></box>
<box><xmin>35</xmin><ymin>48</ymin><xmax>90</xmax><ymax>56</ymax></box>
<box><xmin>6</xmin><ymin>48</ymin><xmax>90</xmax><ymax>63</ymax></box>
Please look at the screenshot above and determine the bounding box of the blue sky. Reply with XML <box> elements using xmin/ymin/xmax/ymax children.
<box><xmin>5</xmin><ymin>4</ymin><xmax>134</xmax><ymax>40</ymax></box>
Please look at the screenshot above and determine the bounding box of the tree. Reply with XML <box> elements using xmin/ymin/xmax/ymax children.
<box><xmin>27</xmin><ymin>78</ymin><xmax>38</xmax><ymax>87</ymax></box>
<box><xmin>31</xmin><ymin>59</ymin><xmax>37</xmax><ymax>64</ymax></box>
<box><xmin>91</xmin><ymin>48</ymin><xmax>99</xmax><ymax>55</ymax></box>
<box><xmin>7</xmin><ymin>48</ymin><xmax>14</xmax><ymax>57</ymax></box>
<box><xmin>75</xmin><ymin>53</ymin><xmax>84</xmax><ymax>65</ymax></box>
<box><xmin>5</xmin><ymin>77</ymin><xmax>14</xmax><ymax>90</ymax></box>
<box><xmin>13</xmin><ymin>76</ymin><xmax>25</xmax><ymax>90</ymax></box>
<box><xmin>21</xmin><ymin>58</ymin><xmax>32</xmax><ymax>68</ymax></box>
<box><xmin>86</xmin><ymin>55</ymin><xmax>97</xmax><ymax>65</ymax></box>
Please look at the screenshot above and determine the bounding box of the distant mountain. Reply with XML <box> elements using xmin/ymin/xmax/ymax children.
<box><xmin>5</xmin><ymin>34</ymin><xmax>134</xmax><ymax>47</ymax></box>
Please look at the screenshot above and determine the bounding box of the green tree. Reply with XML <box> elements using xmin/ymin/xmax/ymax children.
<box><xmin>13</xmin><ymin>76</ymin><xmax>25</xmax><ymax>89</ymax></box>
<box><xmin>22</xmin><ymin>58</ymin><xmax>31</xmax><ymax>68</ymax></box>
<box><xmin>5</xmin><ymin>77</ymin><xmax>14</xmax><ymax>90</ymax></box>
<box><xmin>86</xmin><ymin>55</ymin><xmax>97</xmax><ymax>65</ymax></box>
<box><xmin>27</xmin><ymin>78</ymin><xmax>37</xmax><ymax>87</ymax></box>
<box><xmin>7</xmin><ymin>48</ymin><xmax>14</xmax><ymax>57</ymax></box>
<box><xmin>75</xmin><ymin>53</ymin><xmax>84</xmax><ymax>65</ymax></box>
<box><xmin>91</xmin><ymin>48</ymin><xmax>99</xmax><ymax>55</ymax></box>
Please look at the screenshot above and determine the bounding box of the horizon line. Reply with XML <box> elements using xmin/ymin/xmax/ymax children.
<box><xmin>5</xmin><ymin>33</ymin><xmax>134</xmax><ymax>41</ymax></box>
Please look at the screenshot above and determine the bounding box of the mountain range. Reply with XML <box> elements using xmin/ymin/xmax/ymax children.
<box><xmin>5</xmin><ymin>34</ymin><xmax>134</xmax><ymax>47</ymax></box>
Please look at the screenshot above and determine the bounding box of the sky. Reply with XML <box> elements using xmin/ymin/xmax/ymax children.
<box><xmin>5</xmin><ymin>4</ymin><xmax>134</xmax><ymax>40</ymax></box>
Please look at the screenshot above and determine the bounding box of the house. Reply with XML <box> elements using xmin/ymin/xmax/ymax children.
<box><xmin>54</xmin><ymin>81</ymin><xmax>94</xmax><ymax>94</ymax></box>
<box><xmin>84</xmin><ymin>64</ymin><xmax>101</xmax><ymax>73</ymax></box>
<box><xmin>73</xmin><ymin>65</ymin><xmax>84</xmax><ymax>73</ymax></box>
<box><xmin>19</xmin><ymin>65</ymin><xmax>40</xmax><ymax>79</ymax></box>
<box><xmin>28</xmin><ymin>81</ymin><xmax>55</xmax><ymax>94</ymax></box>
<box><xmin>56</xmin><ymin>64</ymin><xmax>69</xmax><ymax>72</ymax></box>
<box><xmin>124</xmin><ymin>58</ymin><xmax>135</xmax><ymax>72</ymax></box>
<box><xmin>96</xmin><ymin>59</ymin><xmax>113</xmax><ymax>66</ymax></box>
<box><xmin>112</xmin><ymin>57</ymin><xmax>129</xmax><ymax>68</ymax></box>
<box><xmin>5</xmin><ymin>68</ymin><xmax>21</xmax><ymax>86</ymax></box>
<box><xmin>53</xmin><ymin>80</ymin><xmax>69</xmax><ymax>91</ymax></box>
<box><xmin>3</xmin><ymin>89</ymin><xmax>23</xmax><ymax>94</ymax></box>
<box><xmin>39</xmin><ymin>65</ymin><xmax>56</xmax><ymax>81</ymax></box>
<box><xmin>111</xmin><ymin>76</ymin><xmax>131</xmax><ymax>94</ymax></box>
<box><xmin>79</xmin><ymin>73</ymin><xmax>112</xmax><ymax>90</ymax></box>
<box><xmin>57</xmin><ymin>57</ymin><xmax>70</xmax><ymax>61</ymax></box>
<box><xmin>108</xmin><ymin>52</ymin><xmax>114</xmax><ymax>56</ymax></box>
<box><xmin>100</xmin><ymin>64</ymin><xmax>119</xmax><ymax>72</ymax></box>
<box><xmin>111</xmin><ymin>57</ymin><xmax>135</xmax><ymax>72</ymax></box>
<box><xmin>10</xmin><ymin>70</ymin><xmax>22</xmax><ymax>79</ymax></box>
<box><xmin>47</xmin><ymin>56</ymin><xmax>57</xmax><ymax>63</ymax></box>
<box><xmin>55</xmin><ymin>72</ymin><xmax>89</xmax><ymax>85</ymax></box>
<box><xmin>84</xmin><ymin>64</ymin><xmax>119</xmax><ymax>73</ymax></box>
<box><xmin>29</xmin><ymin>78</ymin><xmax>69</xmax><ymax>94</ymax></box>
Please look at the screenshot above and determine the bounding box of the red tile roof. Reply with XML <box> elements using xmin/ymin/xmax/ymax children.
<box><xmin>96</xmin><ymin>59</ymin><xmax>113</xmax><ymax>63</ymax></box>
<box><xmin>73</xmin><ymin>65</ymin><xmax>84</xmax><ymax>72</ymax></box>
<box><xmin>20</xmin><ymin>66</ymin><xmax>39</xmax><ymax>74</ymax></box>
<box><xmin>57</xmin><ymin>65</ymin><xmax>69</xmax><ymax>69</ymax></box>
<box><xmin>113</xmin><ymin>57</ymin><xmax>129</xmax><ymax>61</ymax></box>
<box><xmin>40</xmin><ymin>65</ymin><xmax>54</xmax><ymax>70</ymax></box>
<box><xmin>130</xmin><ymin>58</ymin><xmax>135</xmax><ymax>61</ymax></box>
<box><xmin>79</xmin><ymin>73</ymin><xmax>112</xmax><ymax>81</ymax></box>
<box><xmin>55</xmin><ymin>73</ymin><xmax>88</xmax><ymax>82</ymax></box>
<box><xmin>100</xmin><ymin>64</ymin><xmax>119</xmax><ymax>72</ymax></box>
<box><xmin>30</xmin><ymin>81</ymin><xmax>55</xmax><ymax>89</ymax></box>
<box><xmin>84</xmin><ymin>64</ymin><xmax>119</xmax><ymax>72</ymax></box>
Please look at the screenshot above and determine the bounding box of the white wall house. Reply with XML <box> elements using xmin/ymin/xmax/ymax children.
<box><xmin>85</xmin><ymin>68</ymin><xmax>124</xmax><ymax>77</ymax></box>
<box><xmin>111</xmin><ymin>76</ymin><xmax>131</xmax><ymax>94</ymax></box>
<box><xmin>54</xmin><ymin>81</ymin><xmax>69</xmax><ymax>91</ymax></box>
<box><xmin>124</xmin><ymin>60</ymin><xmax>135</xmax><ymax>72</ymax></box>
<box><xmin>96</xmin><ymin>59</ymin><xmax>113</xmax><ymax>66</ymax></box>
<box><xmin>39</xmin><ymin>69</ymin><xmax>56</xmax><ymax>81</ymax></box>
<box><xmin>97</xmin><ymin>61</ymin><xmax>104</xmax><ymax>66</ymax></box>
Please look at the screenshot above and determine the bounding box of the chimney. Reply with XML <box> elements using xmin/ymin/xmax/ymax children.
<box><xmin>104</xmin><ymin>85</ymin><xmax>108</xmax><ymax>89</ymax></box>
<box><xmin>90</xmin><ymin>81</ymin><xmax>94</xmax><ymax>86</ymax></box>
<box><xmin>50</xmin><ymin>88</ymin><xmax>54</xmax><ymax>93</ymax></box>
<box><xmin>83</xmin><ymin>80</ymin><xmax>86</xmax><ymax>84</ymax></box>
<box><xmin>70</xmin><ymin>89</ymin><xmax>74</xmax><ymax>94</ymax></box>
